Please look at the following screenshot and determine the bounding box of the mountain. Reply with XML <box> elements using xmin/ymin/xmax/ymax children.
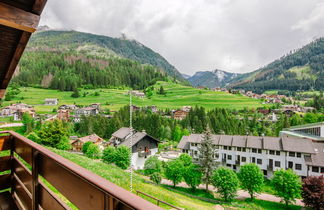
<box><xmin>181</xmin><ymin>73</ymin><xmax>191</xmax><ymax>79</ymax></box>
<box><xmin>27</xmin><ymin>30</ymin><xmax>185</xmax><ymax>81</ymax></box>
<box><xmin>12</xmin><ymin>30</ymin><xmax>187</xmax><ymax>90</ymax></box>
<box><xmin>187</xmin><ymin>69</ymin><xmax>240</xmax><ymax>88</ymax></box>
<box><xmin>230</xmin><ymin>38</ymin><xmax>324</xmax><ymax>93</ymax></box>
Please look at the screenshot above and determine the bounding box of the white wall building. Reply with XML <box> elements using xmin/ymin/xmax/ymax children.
<box><xmin>178</xmin><ymin>133</ymin><xmax>324</xmax><ymax>178</ymax></box>
<box><xmin>110</xmin><ymin>127</ymin><xmax>160</xmax><ymax>170</ymax></box>
<box><xmin>280</xmin><ymin>122</ymin><xmax>324</xmax><ymax>141</ymax></box>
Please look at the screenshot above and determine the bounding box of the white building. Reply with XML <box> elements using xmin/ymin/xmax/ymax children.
<box><xmin>280</xmin><ymin>122</ymin><xmax>324</xmax><ymax>141</ymax></box>
<box><xmin>109</xmin><ymin>127</ymin><xmax>160</xmax><ymax>170</ymax></box>
<box><xmin>178</xmin><ymin>133</ymin><xmax>324</xmax><ymax>178</ymax></box>
<box><xmin>44</xmin><ymin>98</ymin><xmax>59</xmax><ymax>105</ymax></box>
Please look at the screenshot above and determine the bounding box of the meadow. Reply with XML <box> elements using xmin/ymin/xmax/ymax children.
<box><xmin>3</xmin><ymin>81</ymin><xmax>262</xmax><ymax>114</ymax></box>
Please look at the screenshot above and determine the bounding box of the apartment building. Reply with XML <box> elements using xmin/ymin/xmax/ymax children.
<box><xmin>178</xmin><ymin>134</ymin><xmax>324</xmax><ymax>178</ymax></box>
<box><xmin>280</xmin><ymin>122</ymin><xmax>324</xmax><ymax>141</ymax></box>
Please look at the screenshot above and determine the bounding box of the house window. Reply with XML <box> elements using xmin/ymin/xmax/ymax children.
<box><xmin>226</xmin><ymin>164</ymin><xmax>231</xmax><ymax>167</ymax></box>
<box><xmin>252</xmin><ymin>148</ymin><xmax>257</xmax><ymax>153</ymax></box>
<box><xmin>275</xmin><ymin>161</ymin><xmax>281</xmax><ymax>167</ymax></box>
<box><xmin>228</xmin><ymin>146</ymin><xmax>232</xmax><ymax>151</ymax></box>
<box><xmin>237</xmin><ymin>147</ymin><xmax>241</xmax><ymax>152</ymax></box>
<box><xmin>214</xmin><ymin>153</ymin><xmax>219</xmax><ymax>159</ymax></box>
<box><xmin>224</xmin><ymin>146</ymin><xmax>227</xmax><ymax>150</ymax></box>
<box><xmin>312</xmin><ymin>166</ymin><xmax>319</xmax><ymax>173</ymax></box>
<box><xmin>257</xmin><ymin>159</ymin><xmax>262</xmax><ymax>165</ymax></box>
<box><xmin>252</xmin><ymin>157</ymin><xmax>256</xmax><ymax>163</ymax></box>
<box><xmin>228</xmin><ymin>155</ymin><xmax>232</xmax><ymax>160</ymax></box>
<box><xmin>321</xmin><ymin>168</ymin><xmax>324</xmax><ymax>173</ymax></box>
<box><xmin>242</xmin><ymin>148</ymin><xmax>246</xmax><ymax>152</ymax></box>
<box><xmin>296</xmin><ymin>153</ymin><xmax>301</xmax><ymax>158</ymax></box>
<box><xmin>269</xmin><ymin>150</ymin><xmax>275</xmax><ymax>155</ymax></box>
<box><xmin>289</xmin><ymin>152</ymin><xmax>295</xmax><ymax>157</ymax></box>
<box><xmin>241</xmin><ymin>157</ymin><xmax>246</xmax><ymax>162</ymax></box>
<box><xmin>295</xmin><ymin>164</ymin><xmax>302</xmax><ymax>170</ymax></box>
<box><xmin>194</xmin><ymin>151</ymin><xmax>198</xmax><ymax>155</ymax></box>
<box><xmin>276</xmin><ymin>151</ymin><xmax>280</xmax><ymax>156</ymax></box>
<box><xmin>288</xmin><ymin>161</ymin><xmax>293</xmax><ymax>169</ymax></box>
<box><xmin>258</xmin><ymin>149</ymin><xmax>262</xmax><ymax>154</ymax></box>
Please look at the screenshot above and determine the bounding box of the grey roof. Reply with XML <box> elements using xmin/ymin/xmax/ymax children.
<box><xmin>281</xmin><ymin>137</ymin><xmax>315</xmax><ymax>154</ymax></box>
<box><xmin>119</xmin><ymin>132</ymin><xmax>147</xmax><ymax>147</ymax></box>
<box><xmin>112</xmin><ymin>127</ymin><xmax>131</xmax><ymax>139</ymax></box>
<box><xmin>232</xmin><ymin>136</ymin><xmax>247</xmax><ymax>147</ymax></box>
<box><xmin>178</xmin><ymin>136</ymin><xmax>190</xmax><ymax>150</ymax></box>
<box><xmin>246</xmin><ymin>136</ymin><xmax>263</xmax><ymax>149</ymax></box>
<box><xmin>263</xmin><ymin>137</ymin><xmax>282</xmax><ymax>151</ymax></box>
<box><xmin>309</xmin><ymin>142</ymin><xmax>324</xmax><ymax>167</ymax></box>
<box><xmin>186</xmin><ymin>134</ymin><xmax>220</xmax><ymax>144</ymax></box>
<box><xmin>219</xmin><ymin>135</ymin><xmax>232</xmax><ymax>146</ymax></box>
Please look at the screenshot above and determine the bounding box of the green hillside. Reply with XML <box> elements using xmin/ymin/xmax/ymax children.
<box><xmin>230</xmin><ymin>37</ymin><xmax>324</xmax><ymax>92</ymax></box>
<box><xmin>3</xmin><ymin>81</ymin><xmax>262</xmax><ymax>114</ymax></box>
<box><xmin>28</xmin><ymin>30</ymin><xmax>185</xmax><ymax>81</ymax></box>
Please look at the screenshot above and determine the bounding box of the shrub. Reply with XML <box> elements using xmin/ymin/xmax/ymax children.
<box><xmin>164</xmin><ymin>159</ymin><xmax>184</xmax><ymax>187</ymax></box>
<box><xmin>150</xmin><ymin>172</ymin><xmax>162</xmax><ymax>185</ymax></box>
<box><xmin>102</xmin><ymin>146</ymin><xmax>116</xmax><ymax>164</ymax></box>
<box><xmin>82</xmin><ymin>141</ymin><xmax>93</xmax><ymax>154</ymax></box>
<box><xmin>238</xmin><ymin>163</ymin><xmax>264</xmax><ymax>200</ymax></box>
<box><xmin>85</xmin><ymin>143</ymin><xmax>101</xmax><ymax>159</ymax></box>
<box><xmin>183</xmin><ymin>164</ymin><xmax>202</xmax><ymax>191</ymax></box>
<box><xmin>114</xmin><ymin>146</ymin><xmax>131</xmax><ymax>169</ymax></box>
<box><xmin>178</xmin><ymin>153</ymin><xmax>192</xmax><ymax>167</ymax></box>
<box><xmin>302</xmin><ymin>175</ymin><xmax>324</xmax><ymax>210</ymax></box>
<box><xmin>144</xmin><ymin>156</ymin><xmax>162</xmax><ymax>176</ymax></box>
<box><xmin>211</xmin><ymin>167</ymin><xmax>239</xmax><ymax>201</ymax></box>
<box><xmin>272</xmin><ymin>169</ymin><xmax>301</xmax><ymax>206</ymax></box>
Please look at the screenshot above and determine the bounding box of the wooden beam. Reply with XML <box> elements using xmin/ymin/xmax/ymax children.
<box><xmin>32</xmin><ymin>0</ymin><xmax>48</xmax><ymax>15</ymax></box>
<box><xmin>1</xmin><ymin>32</ymin><xmax>31</xmax><ymax>91</ymax></box>
<box><xmin>0</xmin><ymin>2</ymin><xmax>40</xmax><ymax>33</ymax></box>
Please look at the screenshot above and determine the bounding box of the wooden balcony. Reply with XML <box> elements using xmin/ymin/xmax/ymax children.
<box><xmin>138</xmin><ymin>150</ymin><xmax>151</xmax><ymax>158</ymax></box>
<box><xmin>0</xmin><ymin>131</ymin><xmax>161</xmax><ymax>210</ymax></box>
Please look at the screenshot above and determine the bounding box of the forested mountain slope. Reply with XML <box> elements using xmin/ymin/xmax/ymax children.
<box><xmin>12</xmin><ymin>30</ymin><xmax>185</xmax><ymax>90</ymax></box>
<box><xmin>230</xmin><ymin>38</ymin><xmax>324</xmax><ymax>93</ymax></box>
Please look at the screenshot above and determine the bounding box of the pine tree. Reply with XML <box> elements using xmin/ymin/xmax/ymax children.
<box><xmin>158</xmin><ymin>86</ymin><xmax>165</xmax><ymax>95</ymax></box>
<box><xmin>198</xmin><ymin>128</ymin><xmax>218</xmax><ymax>191</ymax></box>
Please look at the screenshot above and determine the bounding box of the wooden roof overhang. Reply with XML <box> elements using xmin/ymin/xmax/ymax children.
<box><xmin>0</xmin><ymin>0</ymin><xmax>47</xmax><ymax>98</ymax></box>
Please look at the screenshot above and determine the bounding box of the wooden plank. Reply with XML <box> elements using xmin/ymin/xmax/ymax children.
<box><xmin>39</xmin><ymin>183</ymin><xmax>70</xmax><ymax>210</ymax></box>
<box><xmin>13</xmin><ymin>157</ymin><xmax>32</xmax><ymax>193</ymax></box>
<box><xmin>14</xmin><ymin>136</ymin><xmax>32</xmax><ymax>165</ymax></box>
<box><xmin>0</xmin><ymin>156</ymin><xmax>11</xmax><ymax>172</ymax></box>
<box><xmin>12</xmin><ymin>177</ymin><xmax>32</xmax><ymax>210</ymax></box>
<box><xmin>38</xmin><ymin>154</ymin><xmax>106</xmax><ymax>210</ymax></box>
<box><xmin>0</xmin><ymin>174</ymin><xmax>10</xmax><ymax>190</ymax></box>
<box><xmin>0</xmin><ymin>31</ymin><xmax>31</xmax><ymax>90</ymax></box>
<box><xmin>0</xmin><ymin>191</ymin><xmax>19</xmax><ymax>210</ymax></box>
<box><xmin>0</xmin><ymin>2</ymin><xmax>40</xmax><ymax>33</ymax></box>
<box><xmin>0</xmin><ymin>136</ymin><xmax>10</xmax><ymax>151</ymax></box>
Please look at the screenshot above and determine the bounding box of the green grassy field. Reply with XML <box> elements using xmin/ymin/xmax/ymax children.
<box><xmin>3</xmin><ymin>81</ymin><xmax>262</xmax><ymax>114</ymax></box>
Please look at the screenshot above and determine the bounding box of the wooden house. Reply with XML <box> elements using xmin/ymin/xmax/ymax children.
<box><xmin>71</xmin><ymin>134</ymin><xmax>104</xmax><ymax>152</ymax></box>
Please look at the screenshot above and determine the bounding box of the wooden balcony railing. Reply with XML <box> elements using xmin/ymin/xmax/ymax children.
<box><xmin>0</xmin><ymin>131</ymin><xmax>162</xmax><ymax>210</ymax></box>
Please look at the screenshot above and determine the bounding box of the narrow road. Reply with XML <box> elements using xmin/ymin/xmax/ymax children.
<box><xmin>161</xmin><ymin>179</ymin><xmax>304</xmax><ymax>206</ymax></box>
<box><xmin>0</xmin><ymin>123</ymin><xmax>23</xmax><ymax>128</ymax></box>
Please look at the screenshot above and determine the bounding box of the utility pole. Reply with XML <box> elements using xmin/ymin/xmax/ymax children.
<box><xmin>129</xmin><ymin>92</ymin><xmax>133</xmax><ymax>192</ymax></box>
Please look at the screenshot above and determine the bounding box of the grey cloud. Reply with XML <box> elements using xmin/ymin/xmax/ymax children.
<box><xmin>40</xmin><ymin>0</ymin><xmax>324</xmax><ymax>75</ymax></box>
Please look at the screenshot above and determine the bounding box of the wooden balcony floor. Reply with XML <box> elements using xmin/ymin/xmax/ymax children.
<box><xmin>0</xmin><ymin>191</ymin><xmax>18</xmax><ymax>210</ymax></box>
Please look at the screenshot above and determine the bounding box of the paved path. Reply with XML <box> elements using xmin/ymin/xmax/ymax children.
<box><xmin>161</xmin><ymin>179</ymin><xmax>304</xmax><ymax>206</ymax></box>
<box><xmin>0</xmin><ymin>123</ymin><xmax>23</xmax><ymax>128</ymax></box>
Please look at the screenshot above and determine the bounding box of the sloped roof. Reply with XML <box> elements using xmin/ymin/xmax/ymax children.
<box><xmin>177</xmin><ymin>136</ymin><xmax>190</xmax><ymax>150</ymax></box>
<box><xmin>309</xmin><ymin>142</ymin><xmax>324</xmax><ymax>167</ymax></box>
<box><xmin>280</xmin><ymin>137</ymin><xmax>315</xmax><ymax>154</ymax></box>
<box><xmin>77</xmin><ymin>134</ymin><xmax>103</xmax><ymax>143</ymax></box>
<box><xmin>263</xmin><ymin>137</ymin><xmax>282</xmax><ymax>150</ymax></box>
<box><xmin>112</xmin><ymin>127</ymin><xmax>131</xmax><ymax>139</ymax></box>
<box><xmin>232</xmin><ymin>136</ymin><xmax>247</xmax><ymax>147</ymax></box>
<box><xmin>246</xmin><ymin>136</ymin><xmax>263</xmax><ymax>149</ymax></box>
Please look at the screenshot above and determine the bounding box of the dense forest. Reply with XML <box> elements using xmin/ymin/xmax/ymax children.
<box><xmin>13</xmin><ymin>51</ymin><xmax>168</xmax><ymax>91</ymax></box>
<box><xmin>75</xmin><ymin>106</ymin><xmax>324</xmax><ymax>141</ymax></box>
<box><xmin>230</xmin><ymin>38</ymin><xmax>324</xmax><ymax>92</ymax></box>
<box><xmin>27</xmin><ymin>30</ymin><xmax>186</xmax><ymax>82</ymax></box>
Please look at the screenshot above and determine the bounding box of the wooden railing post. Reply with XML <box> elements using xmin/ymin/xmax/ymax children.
<box><xmin>9</xmin><ymin>135</ymin><xmax>15</xmax><ymax>197</ymax></box>
<box><xmin>32</xmin><ymin>149</ymin><xmax>39</xmax><ymax>210</ymax></box>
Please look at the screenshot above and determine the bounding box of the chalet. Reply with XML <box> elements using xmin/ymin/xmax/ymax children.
<box><xmin>182</xmin><ymin>106</ymin><xmax>192</xmax><ymax>112</ymax></box>
<box><xmin>14</xmin><ymin>108</ymin><xmax>36</xmax><ymax>121</ymax></box>
<box><xmin>1</xmin><ymin>103</ymin><xmax>33</xmax><ymax>117</ymax></box>
<box><xmin>44</xmin><ymin>98</ymin><xmax>59</xmax><ymax>105</ymax></box>
<box><xmin>71</xmin><ymin>134</ymin><xmax>104</xmax><ymax>152</ymax></box>
<box><xmin>58</xmin><ymin>104</ymin><xmax>78</xmax><ymax>110</ymax></box>
<box><xmin>74</xmin><ymin>107</ymin><xmax>99</xmax><ymax>116</ymax></box>
<box><xmin>57</xmin><ymin>109</ymin><xmax>70</xmax><ymax>121</ymax></box>
<box><xmin>196</xmin><ymin>86</ymin><xmax>206</xmax><ymax>90</ymax></box>
<box><xmin>110</xmin><ymin>127</ymin><xmax>160</xmax><ymax>169</ymax></box>
<box><xmin>90</xmin><ymin>103</ymin><xmax>101</xmax><ymax>110</ymax></box>
<box><xmin>173</xmin><ymin>110</ymin><xmax>189</xmax><ymax>120</ymax></box>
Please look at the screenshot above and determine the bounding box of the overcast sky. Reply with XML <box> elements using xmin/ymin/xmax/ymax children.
<box><xmin>40</xmin><ymin>0</ymin><xmax>324</xmax><ymax>75</ymax></box>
